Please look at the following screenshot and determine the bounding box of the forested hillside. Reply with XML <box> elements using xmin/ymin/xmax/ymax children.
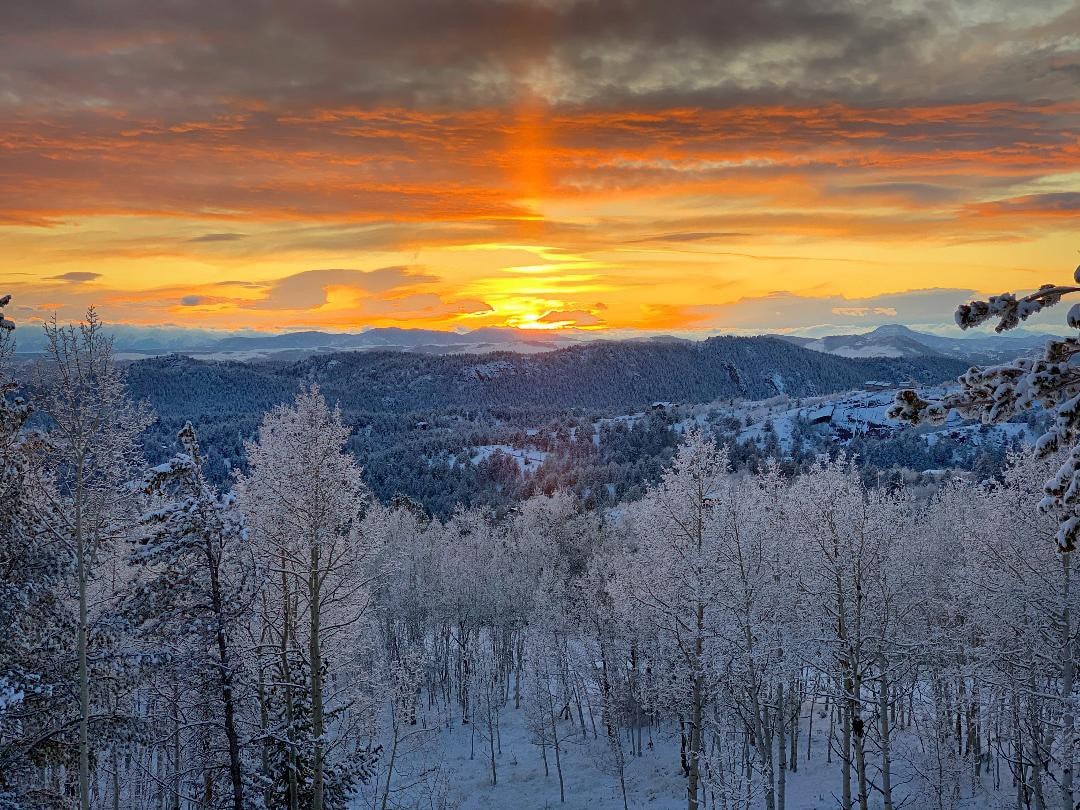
<box><xmin>128</xmin><ymin>336</ymin><xmax>968</xmax><ymax>416</ymax></box>
<box><xmin>122</xmin><ymin>337</ymin><xmax>971</xmax><ymax>515</ymax></box>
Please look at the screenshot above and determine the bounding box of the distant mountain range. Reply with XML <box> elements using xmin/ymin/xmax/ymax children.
<box><xmin>10</xmin><ymin>319</ymin><xmax>1058</xmax><ymax>366</ymax></box>
<box><xmin>205</xmin><ymin>326</ymin><xmax>587</xmax><ymax>356</ymax></box>
<box><xmin>775</xmin><ymin>323</ymin><xmax>1053</xmax><ymax>364</ymax></box>
<box><xmin>10</xmin><ymin>323</ymin><xmax>590</xmax><ymax>357</ymax></box>
<box><xmin>126</xmin><ymin>335</ymin><xmax>970</xmax><ymax>419</ymax></box>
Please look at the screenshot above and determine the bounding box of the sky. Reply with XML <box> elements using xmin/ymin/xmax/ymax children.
<box><xmin>0</xmin><ymin>0</ymin><xmax>1077</xmax><ymax>335</ymax></box>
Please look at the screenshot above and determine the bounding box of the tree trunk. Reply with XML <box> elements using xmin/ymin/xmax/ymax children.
<box><xmin>282</xmin><ymin>568</ymin><xmax>299</xmax><ymax>810</ymax></box>
<box><xmin>205</xmin><ymin>531</ymin><xmax>245</xmax><ymax>810</ymax></box>
<box><xmin>258</xmin><ymin>665</ymin><xmax>271</xmax><ymax>809</ymax></box>
<box><xmin>842</xmin><ymin>692</ymin><xmax>852</xmax><ymax>810</ymax></box>
<box><xmin>551</xmin><ymin>696</ymin><xmax>565</xmax><ymax>803</ymax></box>
<box><xmin>777</xmin><ymin>681</ymin><xmax>787</xmax><ymax>810</ymax></box>
<box><xmin>380</xmin><ymin>705</ymin><xmax>399</xmax><ymax>810</ymax></box>
<box><xmin>172</xmin><ymin>677</ymin><xmax>182</xmax><ymax>810</ymax></box>
<box><xmin>687</xmin><ymin>601</ymin><xmax>705</xmax><ymax>810</ymax></box>
<box><xmin>310</xmin><ymin>540</ymin><xmax>325</xmax><ymax>810</ymax></box>
<box><xmin>789</xmin><ymin>674</ymin><xmax>800</xmax><ymax>772</ymax></box>
<box><xmin>853</xmin><ymin>684</ymin><xmax>870</xmax><ymax>810</ymax></box>
<box><xmin>487</xmin><ymin>692</ymin><xmax>497</xmax><ymax>786</ymax></box>
<box><xmin>76</xmin><ymin>468</ymin><xmax>91</xmax><ymax>810</ymax></box>
<box><xmin>878</xmin><ymin>659</ymin><xmax>894</xmax><ymax>810</ymax></box>
<box><xmin>1061</xmin><ymin>552</ymin><xmax>1075</xmax><ymax>810</ymax></box>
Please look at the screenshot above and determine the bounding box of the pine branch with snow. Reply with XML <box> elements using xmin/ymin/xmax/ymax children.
<box><xmin>890</xmin><ymin>265</ymin><xmax>1080</xmax><ymax>551</ymax></box>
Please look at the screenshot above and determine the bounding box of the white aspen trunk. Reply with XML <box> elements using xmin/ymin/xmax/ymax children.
<box><xmin>777</xmin><ymin>681</ymin><xmax>787</xmax><ymax>810</ymax></box>
<box><xmin>282</xmin><ymin>561</ymin><xmax>299</xmax><ymax>810</ymax></box>
<box><xmin>76</xmin><ymin>464</ymin><xmax>90</xmax><ymax>810</ymax></box>
<box><xmin>842</xmin><ymin>694</ymin><xmax>853</xmax><ymax>810</ymax></box>
<box><xmin>687</xmin><ymin>600</ymin><xmax>705</xmax><ymax>810</ymax></box>
<box><xmin>550</xmin><ymin>689</ymin><xmax>565</xmax><ymax>803</ymax></box>
<box><xmin>1062</xmin><ymin>552</ymin><xmax>1075</xmax><ymax>810</ymax></box>
<box><xmin>878</xmin><ymin>659</ymin><xmax>894</xmax><ymax>810</ymax></box>
<box><xmin>310</xmin><ymin>540</ymin><xmax>325</xmax><ymax>810</ymax></box>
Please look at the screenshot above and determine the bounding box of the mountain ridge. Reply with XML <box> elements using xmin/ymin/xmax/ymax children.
<box><xmin>126</xmin><ymin>334</ymin><xmax>970</xmax><ymax>419</ymax></box>
<box><xmin>774</xmin><ymin>323</ymin><xmax>1052</xmax><ymax>363</ymax></box>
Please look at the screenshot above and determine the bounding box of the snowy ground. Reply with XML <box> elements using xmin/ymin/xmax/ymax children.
<box><xmin>676</xmin><ymin>386</ymin><xmax>1036</xmax><ymax>461</ymax></box>
<box><xmin>350</xmin><ymin>698</ymin><xmax>1013</xmax><ymax>810</ymax></box>
<box><xmin>469</xmin><ymin>445</ymin><xmax>549</xmax><ymax>472</ymax></box>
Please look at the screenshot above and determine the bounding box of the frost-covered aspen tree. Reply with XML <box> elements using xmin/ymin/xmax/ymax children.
<box><xmin>611</xmin><ymin>432</ymin><xmax>732</xmax><ymax>810</ymax></box>
<box><xmin>237</xmin><ymin>386</ymin><xmax>378</xmax><ymax>810</ymax></box>
<box><xmin>919</xmin><ymin>477</ymin><xmax>1003</xmax><ymax>809</ymax></box>
<box><xmin>958</xmin><ymin>452</ymin><xmax>1080</xmax><ymax>810</ymax></box>
<box><xmin>33</xmin><ymin>309</ymin><xmax>151</xmax><ymax>810</ymax></box>
<box><xmin>437</xmin><ymin>507</ymin><xmax>503</xmax><ymax>730</ymax></box>
<box><xmin>575</xmin><ymin>520</ymin><xmax>639</xmax><ymax>810</ymax></box>
<box><xmin>725</xmin><ymin>462</ymin><xmax>800</xmax><ymax>810</ymax></box>
<box><xmin>365</xmin><ymin>497</ymin><xmax>434</xmax><ymax>691</ymax></box>
<box><xmin>523</xmin><ymin>578</ymin><xmax>575</xmax><ymax>805</ymax></box>
<box><xmin>789</xmin><ymin>460</ymin><xmax>901</xmax><ymax>810</ymax></box>
<box><xmin>374</xmin><ymin>645</ymin><xmax>430</xmax><ymax>810</ymax></box>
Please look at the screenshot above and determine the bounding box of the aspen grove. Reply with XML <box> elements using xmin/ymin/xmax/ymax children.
<box><xmin>3</xmin><ymin>297</ymin><xmax>1080</xmax><ymax>810</ymax></box>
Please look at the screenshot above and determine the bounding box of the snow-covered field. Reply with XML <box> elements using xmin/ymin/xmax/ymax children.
<box><xmin>354</xmin><ymin>704</ymin><xmax>686</xmax><ymax>810</ymax></box>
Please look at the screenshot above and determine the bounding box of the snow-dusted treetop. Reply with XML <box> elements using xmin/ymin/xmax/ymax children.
<box><xmin>0</xmin><ymin>295</ymin><xmax>13</xmax><ymax>331</ymax></box>
<box><xmin>890</xmin><ymin>265</ymin><xmax>1080</xmax><ymax>551</ymax></box>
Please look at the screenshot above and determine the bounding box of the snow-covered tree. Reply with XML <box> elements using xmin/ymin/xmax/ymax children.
<box><xmin>610</xmin><ymin>432</ymin><xmax>735</xmax><ymax>810</ymax></box>
<box><xmin>237</xmin><ymin>387</ymin><xmax>379</xmax><ymax>810</ymax></box>
<box><xmin>790</xmin><ymin>459</ymin><xmax>925</xmax><ymax>810</ymax></box>
<box><xmin>0</xmin><ymin>298</ymin><xmax>78</xmax><ymax>806</ymax></box>
<box><xmin>0</xmin><ymin>295</ymin><xmax>13</xmax><ymax>332</ymax></box>
<box><xmin>129</xmin><ymin>423</ymin><xmax>253</xmax><ymax>809</ymax></box>
<box><xmin>887</xmin><ymin>266</ymin><xmax>1080</xmax><ymax>810</ymax></box>
<box><xmin>31</xmin><ymin>309</ymin><xmax>152</xmax><ymax>810</ymax></box>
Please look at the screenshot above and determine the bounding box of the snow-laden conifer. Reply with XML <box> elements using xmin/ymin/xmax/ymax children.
<box><xmin>0</xmin><ymin>298</ymin><xmax>77</xmax><ymax>807</ymax></box>
<box><xmin>129</xmin><ymin>422</ymin><xmax>252</xmax><ymax>810</ymax></box>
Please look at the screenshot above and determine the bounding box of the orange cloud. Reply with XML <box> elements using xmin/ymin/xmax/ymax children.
<box><xmin>1</xmin><ymin>101</ymin><xmax>1078</xmax><ymax>332</ymax></box>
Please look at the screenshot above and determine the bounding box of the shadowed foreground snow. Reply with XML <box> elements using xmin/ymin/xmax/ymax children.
<box><xmin>351</xmin><ymin>699</ymin><xmax>1012</xmax><ymax>810</ymax></box>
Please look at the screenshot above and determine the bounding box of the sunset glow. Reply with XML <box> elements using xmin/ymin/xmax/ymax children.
<box><xmin>1</xmin><ymin>2</ymin><xmax>1077</xmax><ymax>334</ymax></box>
